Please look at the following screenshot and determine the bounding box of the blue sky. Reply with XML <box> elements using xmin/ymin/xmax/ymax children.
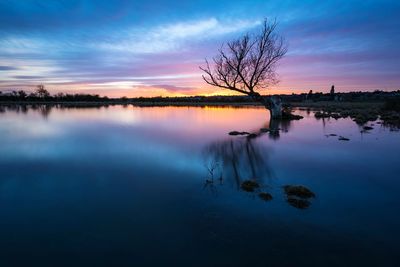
<box><xmin>0</xmin><ymin>0</ymin><xmax>399</xmax><ymax>96</ymax></box>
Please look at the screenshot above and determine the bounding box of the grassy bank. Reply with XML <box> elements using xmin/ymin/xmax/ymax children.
<box><xmin>290</xmin><ymin>100</ymin><xmax>400</xmax><ymax>129</ymax></box>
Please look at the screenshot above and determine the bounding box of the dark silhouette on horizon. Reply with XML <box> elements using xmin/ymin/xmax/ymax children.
<box><xmin>0</xmin><ymin>85</ymin><xmax>110</xmax><ymax>103</ymax></box>
<box><xmin>1</xmin><ymin>83</ymin><xmax>399</xmax><ymax>105</ymax></box>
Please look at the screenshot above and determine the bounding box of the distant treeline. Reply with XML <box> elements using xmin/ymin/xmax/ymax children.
<box><xmin>1</xmin><ymin>85</ymin><xmax>399</xmax><ymax>104</ymax></box>
<box><xmin>0</xmin><ymin>85</ymin><xmax>110</xmax><ymax>102</ymax></box>
<box><xmin>128</xmin><ymin>90</ymin><xmax>400</xmax><ymax>103</ymax></box>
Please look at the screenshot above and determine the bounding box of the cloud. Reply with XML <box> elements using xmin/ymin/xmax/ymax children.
<box><xmin>96</xmin><ymin>18</ymin><xmax>261</xmax><ymax>54</ymax></box>
<box><xmin>12</xmin><ymin>75</ymin><xmax>44</xmax><ymax>79</ymax></box>
<box><xmin>0</xmin><ymin>66</ymin><xmax>18</xmax><ymax>71</ymax></box>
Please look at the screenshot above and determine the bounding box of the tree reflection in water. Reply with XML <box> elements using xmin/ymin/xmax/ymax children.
<box><xmin>203</xmin><ymin>119</ymin><xmax>316</xmax><ymax>209</ymax></box>
<box><xmin>260</xmin><ymin>116</ymin><xmax>294</xmax><ymax>140</ymax></box>
<box><xmin>0</xmin><ymin>104</ymin><xmax>52</xmax><ymax>118</ymax></box>
<box><xmin>203</xmin><ymin>136</ymin><xmax>274</xmax><ymax>191</ymax></box>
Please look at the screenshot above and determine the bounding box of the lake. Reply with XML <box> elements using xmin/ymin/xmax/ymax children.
<box><xmin>0</xmin><ymin>104</ymin><xmax>399</xmax><ymax>266</ymax></box>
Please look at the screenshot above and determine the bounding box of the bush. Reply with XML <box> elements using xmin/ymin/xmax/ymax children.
<box><xmin>383</xmin><ymin>98</ymin><xmax>400</xmax><ymax>111</ymax></box>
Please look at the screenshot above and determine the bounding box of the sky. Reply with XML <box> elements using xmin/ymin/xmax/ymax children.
<box><xmin>0</xmin><ymin>0</ymin><xmax>399</xmax><ymax>97</ymax></box>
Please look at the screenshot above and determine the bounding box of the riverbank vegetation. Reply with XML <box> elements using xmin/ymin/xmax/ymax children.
<box><xmin>294</xmin><ymin>100</ymin><xmax>400</xmax><ymax>129</ymax></box>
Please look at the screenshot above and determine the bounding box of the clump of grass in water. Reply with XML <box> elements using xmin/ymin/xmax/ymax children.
<box><xmin>287</xmin><ymin>198</ymin><xmax>311</xmax><ymax>209</ymax></box>
<box><xmin>283</xmin><ymin>185</ymin><xmax>315</xmax><ymax>198</ymax></box>
<box><xmin>283</xmin><ymin>185</ymin><xmax>315</xmax><ymax>209</ymax></box>
<box><xmin>380</xmin><ymin>100</ymin><xmax>400</xmax><ymax>128</ymax></box>
<box><xmin>383</xmin><ymin>99</ymin><xmax>400</xmax><ymax>112</ymax></box>
<box><xmin>312</xmin><ymin>103</ymin><xmax>382</xmax><ymax>125</ymax></box>
<box><xmin>258</xmin><ymin>192</ymin><xmax>273</xmax><ymax>201</ymax></box>
<box><xmin>240</xmin><ymin>180</ymin><xmax>260</xmax><ymax>192</ymax></box>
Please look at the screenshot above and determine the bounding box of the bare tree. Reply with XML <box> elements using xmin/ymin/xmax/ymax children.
<box><xmin>200</xmin><ymin>18</ymin><xmax>288</xmax><ymax>118</ymax></box>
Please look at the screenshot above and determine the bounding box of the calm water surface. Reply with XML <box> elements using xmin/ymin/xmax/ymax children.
<box><xmin>0</xmin><ymin>105</ymin><xmax>399</xmax><ymax>266</ymax></box>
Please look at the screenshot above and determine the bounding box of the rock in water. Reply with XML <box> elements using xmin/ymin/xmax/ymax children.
<box><xmin>229</xmin><ymin>131</ymin><xmax>240</xmax><ymax>136</ymax></box>
<box><xmin>229</xmin><ymin>131</ymin><xmax>250</xmax><ymax>136</ymax></box>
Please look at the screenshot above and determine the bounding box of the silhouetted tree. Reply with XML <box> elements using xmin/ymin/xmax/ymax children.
<box><xmin>17</xmin><ymin>90</ymin><xmax>27</xmax><ymax>99</ymax></box>
<box><xmin>55</xmin><ymin>92</ymin><xmax>65</xmax><ymax>99</ymax></box>
<box><xmin>306</xmin><ymin>89</ymin><xmax>313</xmax><ymax>101</ymax></box>
<box><xmin>36</xmin><ymin>84</ymin><xmax>50</xmax><ymax>98</ymax></box>
<box><xmin>200</xmin><ymin>18</ymin><xmax>288</xmax><ymax>118</ymax></box>
<box><xmin>28</xmin><ymin>92</ymin><xmax>37</xmax><ymax>98</ymax></box>
<box><xmin>330</xmin><ymin>85</ymin><xmax>335</xmax><ymax>95</ymax></box>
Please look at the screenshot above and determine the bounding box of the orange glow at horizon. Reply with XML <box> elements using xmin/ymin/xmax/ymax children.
<box><xmin>30</xmin><ymin>83</ymin><xmax>305</xmax><ymax>98</ymax></box>
<box><xmin>2</xmin><ymin>66</ymin><xmax>393</xmax><ymax>98</ymax></box>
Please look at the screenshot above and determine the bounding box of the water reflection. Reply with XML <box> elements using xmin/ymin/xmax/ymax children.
<box><xmin>0</xmin><ymin>104</ymin><xmax>115</xmax><ymax>119</ymax></box>
<box><xmin>33</xmin><ymin>104</ymin><xmax>52</xmax><ymax>118</ymax></box>
<box><xmin>265</xmin><ymin>118</ymin><xmax>293</xmax><ymax>140</ymax></box>
<box><xmin>0</xmin><ymin>104</ymin><xmax>399</xmax><ymax>266</ymax></box>
<box><xmin>203</xmin><ymin>137</ymin><xmax>273</xmax><ymax>189</ymax></box>
<box><xmin>203</xmin><ymin>132</ymin><xmax>316</xmax><ymax>209</ymax></box>
<box><xmin>0</xmin><ymin>104</ymin><xmax>53</xmax><ymax>118</ymax></box>
<box><xmin>0</xmin><ymin>104</ymin><xmax>29</xmax><ymax>115</ymax></box>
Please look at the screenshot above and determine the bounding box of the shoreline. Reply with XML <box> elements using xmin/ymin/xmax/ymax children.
<box><xmin>0</xmin><ymin>101</ymin><xmax>265</xmax><ymax>108</ymax></box>
<box><xmin>0</xmin><ymin>100</ymin><xmax>386</xmax><ymax>107</ymax></box>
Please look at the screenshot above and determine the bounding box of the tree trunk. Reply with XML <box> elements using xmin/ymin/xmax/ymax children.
<box><xmin>269</xmin><ymin>96</ymin><xmax>282</xmax><ymax>119</ymax></box>
<box><xmin>249</xmin><ymin>93</ymin><xmax>283</xmax><ymax>119</ymax></box>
